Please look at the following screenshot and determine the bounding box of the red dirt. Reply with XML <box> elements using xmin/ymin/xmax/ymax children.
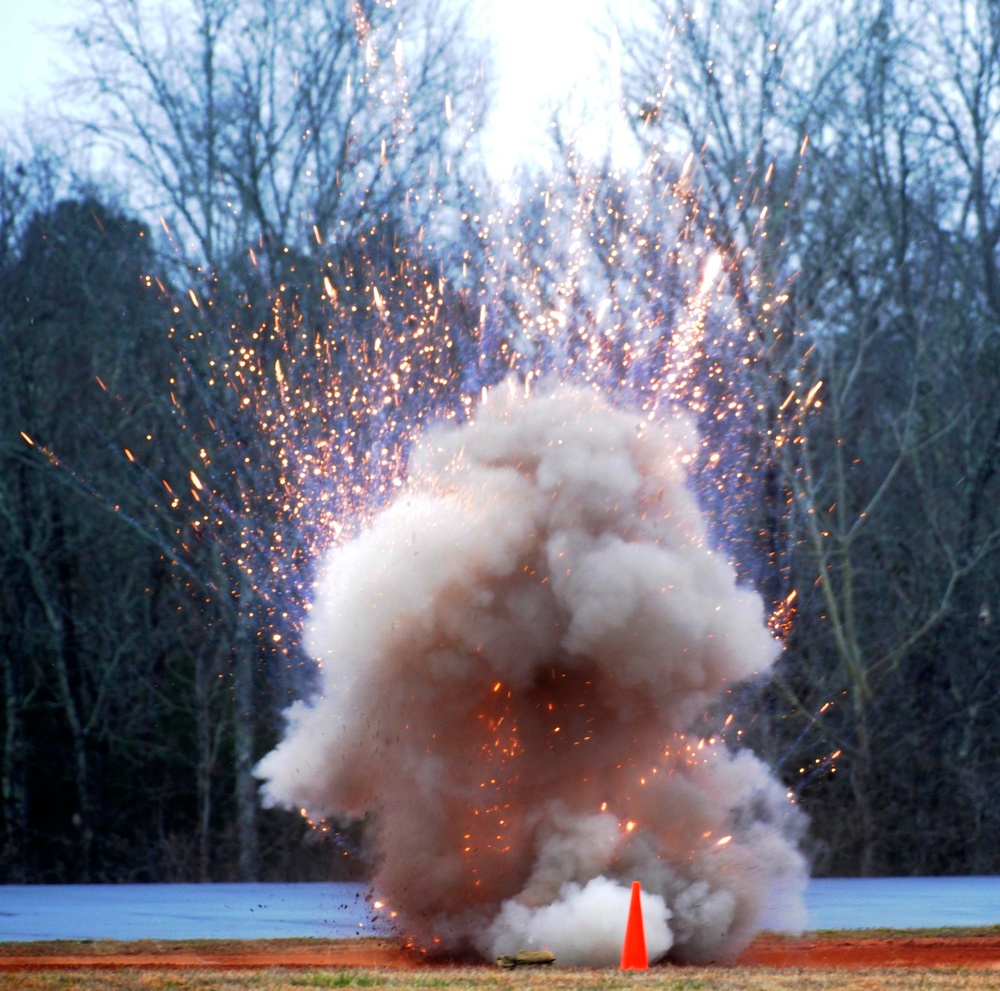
<box><xmin>739</xmin><ymin>932</ymin><xmax>1000</xmax><ymax>969</ymax></box>
<box><xmin>2</xmin><ymin>933</ymin><xmax>1000</xmax><ymax>971</ymax></box>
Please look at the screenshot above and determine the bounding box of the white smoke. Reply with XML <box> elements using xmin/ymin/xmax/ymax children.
<box><xmin>257</xmin><ymin>379</ymin><xmax>807</xmax><ymax>964</ymax></box>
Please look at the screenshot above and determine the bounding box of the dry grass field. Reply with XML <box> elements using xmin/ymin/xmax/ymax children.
<box><xmin>3</xmin><ymin>932</ymin><xmax>1000</xmax><ymax>990</ymax></box>
<box><xmin>1</xmin><ymin>965</ymin><xmax>999</xmax><ymax>991</ymax></box>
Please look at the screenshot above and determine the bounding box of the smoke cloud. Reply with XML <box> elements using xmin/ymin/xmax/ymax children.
<box><xmin>257</xmin><ymin>379</ymin><xmax>807</xmax><ymax>964</ymax></box>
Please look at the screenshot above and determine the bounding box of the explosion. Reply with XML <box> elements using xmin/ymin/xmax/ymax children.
<box><xmin>256</xmin><ymin>378</ymin><xmax>806</xmax><ymax>965</ymax></box>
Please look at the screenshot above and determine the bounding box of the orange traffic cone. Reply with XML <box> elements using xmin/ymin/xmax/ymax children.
<box><xmin>620</xmin><ymin>880</ymin><xmax>648</xmax><ymax>970</ymax></box>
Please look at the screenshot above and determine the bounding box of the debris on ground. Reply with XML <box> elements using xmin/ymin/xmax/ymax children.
<box><xmin>495</xmin><ymin>949</ymin><xmax>557</xmax><ymax>969</ymax></box>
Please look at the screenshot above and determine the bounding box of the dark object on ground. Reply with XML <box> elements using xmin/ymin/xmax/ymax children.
<box><xmin>495</xmin><ymin>949</ymin><xmax>557</xmax><ymax>968</ymax></box>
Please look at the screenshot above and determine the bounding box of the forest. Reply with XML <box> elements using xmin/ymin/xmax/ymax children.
<box><xmin>0</xmin><ymin>0</ymin><xmax>998</xmax><ymax>883</ymax></box>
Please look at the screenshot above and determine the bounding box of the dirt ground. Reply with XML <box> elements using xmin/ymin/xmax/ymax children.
<box><xmin>3</xmin><ymin>932</ymin><xmax>1000</xmax><ymax>971</ymax></box>
<box><xmin>739</xmin><ymin>932</ymin><xmax>1000</xmax><ymax>969</ymax></box>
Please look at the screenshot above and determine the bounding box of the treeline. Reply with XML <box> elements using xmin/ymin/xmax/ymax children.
<box><xmin>0</xmin><ymin>0</ymin><xmax>998</xmax><ymax>882</ymax></box>
<box><xmin>626</xmin><ymin>0</ymin><xmax>1000</xmax><ymax>875</ymax></box>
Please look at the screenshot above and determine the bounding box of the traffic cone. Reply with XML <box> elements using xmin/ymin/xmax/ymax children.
<box><xmin>620</xmin><ymin>880</ymin><xmax>648</xmax><ymax>970</ymax></box>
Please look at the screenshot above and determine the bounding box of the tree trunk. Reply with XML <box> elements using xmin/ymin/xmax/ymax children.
<box><xmin>232</xmin><ymin>604</ymin><xmax>259</xmax><ymax>881</ymax></box>
<box><xmin>850</xmin><ymin>704</ymin><xmax>876</xmax><ymax>876</ymax></box>
<box><xmin>195</xmin><ymin>647</ymin><xmax>213</xmax><ymax>882</ymax></box>
<box><xmin>0</xmin><ymin>649</ymin><xmax>27</xmax><ymax>882</ymax></box>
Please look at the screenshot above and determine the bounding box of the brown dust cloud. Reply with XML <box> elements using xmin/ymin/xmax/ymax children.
<box><xmin>257</xmin><ymin>380</ymin><xmax>807</xmax><ymax>964</ymax></box>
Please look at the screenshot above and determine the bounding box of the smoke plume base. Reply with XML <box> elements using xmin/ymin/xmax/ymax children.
<box><xmin>257</xmin><ymin>379</ymin><xmax>807</xmax><ymax>964</ymax></box>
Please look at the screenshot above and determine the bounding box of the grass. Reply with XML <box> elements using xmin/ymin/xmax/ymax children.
<box><xmin>1</xmin><ymin>967</ymin><xmax>999</xmax><ymax>991</ymax></box>
<box><xmin>2</xmin><ymin>931</ymin><xmax>1000</xmax><ymax>991</ymax></box>
<box><xmin>288</xmin><ymin>975</ymin><xmax>379</xmax><ymax>988</ymax></box>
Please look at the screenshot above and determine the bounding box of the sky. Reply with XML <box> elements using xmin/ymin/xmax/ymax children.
<box><xmin>0</xmin><ymin>2</ymin><xmax>76</xmax><ymax>121</ymax></box>
<box><xmin>474</xmin><ymin>0</ymin><xmax>638</xmax><ymax>171</ymax></box>
<box><xmin>0</xmin><ymin>0</ymin><xmax>637</xmax><ymax>174</ymax></box>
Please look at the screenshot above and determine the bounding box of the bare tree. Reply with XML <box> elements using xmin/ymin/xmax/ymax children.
<box><xmin>616</xmin><ymin>0</ymin><xmax>1000</xmax><ymax>872</ymax></box>
<box><xmin>70</xmin><ymin>0</ymin><xmax>487</xmax><ymax>283</ymax></box>
<box><xmin>59</xmin><ymin>0</ymin><xmax>491</xmax><ymax>881</ymax></box>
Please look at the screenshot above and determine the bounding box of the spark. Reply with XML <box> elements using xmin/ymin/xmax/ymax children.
<box><xmin>804</xmin><ymin>379</ymin><xmax>823</xmax><ymax>409</ymax></box>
